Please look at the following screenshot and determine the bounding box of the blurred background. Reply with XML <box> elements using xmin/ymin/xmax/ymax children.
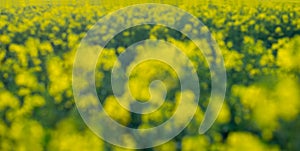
<box><xmin>0</xmin><ymin>0</ymin><xmax>300</xmax><ymax>150</ymax></box>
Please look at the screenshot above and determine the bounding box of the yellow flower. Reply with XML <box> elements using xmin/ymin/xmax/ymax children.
<box><xmin>182</xmin><ymin>135</ymin><xmax>209</xmax><ymax>151</ymax></box>
<box><xmin>15</xmin><ymin>71</ymin><xmax>39</xmax><ymax>89</ymax></box>
<box><xmin>226</xmin><ymin>132</ymin><xmax>278</xmax><ymax>151</ymax></box>
<box><xmin>104</xmin><ymin>96</ymin><xmax>131</xmax><ymax>126</ymax></box>
<box><xmin>0</xmin><ymin>91</ymin><xmax>19</xmax><ymax>110</ymax></box>
<box><xmin>216</xmin><ymin>102</ymin><xmax>231</xmax><ymax>124</ymax></box>
<box><xmin>0</xmin><ymin>35</ymin><xmax>11</xmax><ymax>44</ymax></box>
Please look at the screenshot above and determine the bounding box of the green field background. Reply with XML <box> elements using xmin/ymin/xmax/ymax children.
<box><xmin>0</xmin><ymin>0</ymin><xmax>300</xmax><ymax>151</ymax></box>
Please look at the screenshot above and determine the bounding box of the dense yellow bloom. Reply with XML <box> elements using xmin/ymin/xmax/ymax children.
<box><xmin>226</xmin><ymin>132</ymin><xmax>279</xmax><ymax>151</ymax></box>
<box><xmin>153</xmin><ymin>140</ymin><xmax>177</xmax><ymax>151</ymax></box>
<box><xmin>7</xmin><ymin>119</ymin><xmax>45</xmax><ymax>151</ymax></box>
<box><xmin>0</xmin><ymin>1</ymin><xmax>299</xmax><ymax>150</ymax></box>
<box><xmin>182</xmin><ymin>135</ymin><xmax>209</xmax><ymax>151</ymax></box>
<box><xmin>277</xmin><ymin>36</ymin><xmax>300</xmax><ymax>70</ymax></box>
<box><xmin>216</xmin><ymin>102</ymin><xmax>231</xmax><ymax>124</ymax></box>
<box><xmin>0</xmin><ymin>35</ymin><xmax>11</xmax><ymax>44</ymax></box>
<box><xmin>0</xmin><ymin>91</ymin><xmax>19</xmax><ymax>110</ymax></box>
<box><xmin>49</xmin><ymin>118</ymin><xmax>104</xmax><ymax>151</ymax></box>
<box><xmin>104</xmin><ymin>96</ymin><xmax>131</xmax><ymax>126</ymax></box>
<box><xmin>15</xmin><ymin>71</ymin><xmax>39</xmax><ymax>89</ymax></box>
